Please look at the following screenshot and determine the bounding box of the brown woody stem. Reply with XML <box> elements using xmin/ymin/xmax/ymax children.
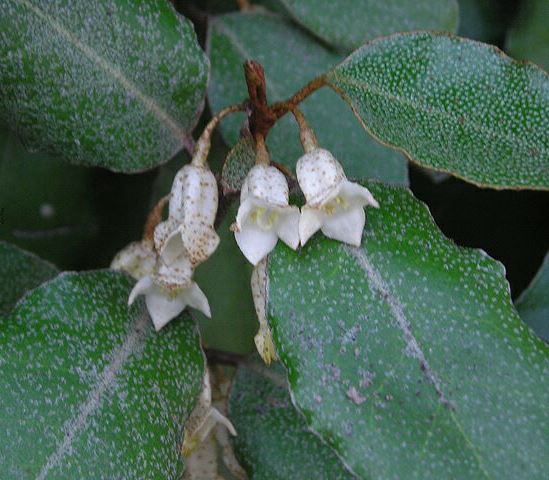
<box><xmin>143</xmin><ymin>195</ymin><xmax>170</xmax><ymax>242</ymax></box>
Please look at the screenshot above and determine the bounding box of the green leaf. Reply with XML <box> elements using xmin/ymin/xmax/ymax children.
<box><xmin>0</xmin><ymin>241</ymin><xmax>58</xmax><ymax>315</ymax></box>
<box><xmin>273</xmin><ymin>0</ymin><xmax>458</xmax><ymax>51</ymax></box>
<box><xmin>194</xmin><ymin>202</ymin><xmax>258</xmax><ymax>354</ymax></box>
<box><xmin>0</xmin><ymin>270</ymin><xmax>204</xmax><ymax>478</ymax></box>
<box><xmin>0</xmin><ymin>128</ymin><xmax>99</xmax><ymax>268</ymax></box>
<box><xmin>267</xmin><ymin>182</ymin><xmax>549</xmax><ymax>478</ymax></box>
<box><xmin>222</xmin><ymin>135</ymin><xmax>256</xmax><ymax>194</ymax></box>
<box><xmin>516</xmin><ymin>251</ymin><xmax>549</xmax><ymax>341</ymax></box>
<box><xmin>326</xmin><ymin>32</ymin><xmax>549</xmax><ymax>190</ymax></box>
<box><xmin>0</xmin><ymin>0</ymin><xmax>208</xmax><ymax>172</ymax></box>
<box><xmin>207</xmin><ymin>12</ymin><xmax>408</xmax><ymax>186</ymax></box>
<box><xmin>230</xmin><ymin>361</ymin><xmax>355</xmax><ymax>479</ymax></box>
<box><xmin>506</xmin><ymin>0</ymin><xmax>549</xmax><ymax>71</ymax></box>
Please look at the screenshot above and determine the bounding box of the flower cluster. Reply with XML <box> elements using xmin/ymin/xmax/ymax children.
<box><xmin>233</xmin><ymin>147</ymin><xmax>379</xmax><ymax>266</ymax></box>
<box><xmin>112</xmin><ymin>164</ymin><xmax>219</xmax><ymax>331</ymax></box>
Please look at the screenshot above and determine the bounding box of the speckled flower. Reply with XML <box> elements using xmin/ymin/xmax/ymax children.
<box><xmin>128</xmin><ymin>252</ymin><xmax>210</xmax><ymax>331</ymax></box>
<box><xmin>297</xmin><ymin>148</ymin><xmax>379</xmax><ymax>247</ymax></box>
<box><xmin>233</xmin><ymin>165</ymin><xmax>300</xmax><ymax>265</ymax></box>
<box><xmin>155</xmin><ymin>164</ymin><xmax>219</xmax><ymax>267</ymax></box>
<box><xmin>110</xmin><ymin>239</ymin><xmax>156</xmax><ymax>280</ymax></box>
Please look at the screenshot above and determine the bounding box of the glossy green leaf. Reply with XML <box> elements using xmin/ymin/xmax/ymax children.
<box><xmin>222</xmin><ymin>135</ymin><xmax>256</xmax><ymax>194</ymax></box>
<box><xmin>0</xmin><ymin>128</ymin><xmax>99</xmax><ymax>268</ymax></box>
<box><xmin>267</xmin><ymin>182</ymin><xmax>549</xmax><ymax>478</ymax></box>
<box><xmin>230</xmin><ymin>361</ymin><xmax>355</xmax><ymax>479</ymax></box>
<box><xmin>0</xmin><ymin>241</ymin><xmax>58</xmax><ymax>315</ymax></box>
<box><xmin>275</xmin><ymin>0</ymin><xmax>458</xmax><ymax>51</ymax></box>
<box><xmin>327</xmin><ymin>32</ymin><xmax>549</xmax><ymax>190</ymax></box>
<box><xmin>0</xmin><ymin>0</ymin><xmax>208</xmax><ymax>172</ymax></box>
<box><xmin>516</xmin><ymin>251</ymin><xmax>549</xmax><ymax>341</ymax></box>
<box><xmin>0</xmin><ymin>270</ymin><xmax>204</xmax><ymax>479</ymax></box>
<box><xmin>207</xmin><ymin>12</ymin><xmax>408</xmax><ymax>186</ymax></box>
<box><xmin>506</xmin><ymin>0</ymin><xmax>549</xmax><ymax>70</ymax></box>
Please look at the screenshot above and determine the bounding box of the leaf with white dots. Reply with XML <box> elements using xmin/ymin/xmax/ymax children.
<box><xmin>516</xmin><ymin>251</ymin><xmax>549</xmax><ymax>342</ymax></box>
<box><xmin>0</xmin><ymin>241</ymin><xmax>58</xmax><ymax>315</ymax></box>
<box><xmin>0</xmin><ymin>0</ymin><xmax>208</xmax><ymax>172</ymax></box>
<box><xmin>0</xmin><ymin>270</ymin><xmax>204</xmax><ymax>479</ymax></box>
<box><xmin>229</xmin><ymin>361</ymin><xmax>355</xmax><ymax>479</ymax></box>
<box><xmin>267</xmin><ymin>182</ymin><xmax>549</xmax><ymax>478</ymax></box>
<box><xmin>326</xmin><ymin>32</ymin><xmax>549</xmax><ymax>189</ymax></box>
<box><xmin>274</xmin><ymin>0</ymin><xmax>458</xmax><ymax>51</ymax></box>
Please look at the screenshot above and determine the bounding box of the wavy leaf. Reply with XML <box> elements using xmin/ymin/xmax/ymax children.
<box><xmin>267</xmin><ymin>182</ymin><xmax>549</xmax><ymax>478</ymax></box>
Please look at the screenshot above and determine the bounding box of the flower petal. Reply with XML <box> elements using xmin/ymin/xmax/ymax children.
<box><xmin>234</xmin><ymin>197</ymin><xmax>256</xmax><ymax>231</ymax></box>
<box><xmin>340</xmin><ymin>180</ymin><xmax>379</xmax><ymax>208</ymax></box>
<box><xmin>235</xmin><ymin>221</ymin><xmax>279</xmax><ymax>265</ymax></box>
<box><xmin>154</xmin><ymin>218</ymin><xmax>179</xmax><ymax>257</ymax></box>
<box><xmin>145</xmin><ymin>287</ymin><xmax>188</xmax><ymax>331</ymax></box>
<box><xmin>128</xmin><ymin>275</ymin><xmax>155</xmax><ymax>306</ymax></box>
<box><xmin>180</xmin><ymin>221</ymin><xmax>220</xmax><ymax>266</ymax></box>
<box><xmin>299</xmin><ymin>206</ymin><xmax>324</xmax><ymax>246</ymax></box>
<box><xmin>275</xmin><ymin>206</ymin><xmax>300</xmax><ymax>250</ymax></box>
<box><xmin>182</xmin><ymin>282</ymin><xmax>211</xmax><ymax>318</ymax></box>
<box><xmin>321</xmin><ymin>206</ymin><xmax>366</xmax><ymax>247</ymax></box>
<box><xmin>154</xmin><ymin>252</ymin><xmax>194</xmax><ymax>288</ymax></box>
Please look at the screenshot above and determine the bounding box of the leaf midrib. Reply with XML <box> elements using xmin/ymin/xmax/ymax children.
<box><xmin>328</xmin><ymin>70</ymin><xmax>543</xmax><ymax>159</ymax></box>
<box><xmin>14</xmin><ymin>0</ymin><xmax>186</xmax><ymax>140</ymax></box>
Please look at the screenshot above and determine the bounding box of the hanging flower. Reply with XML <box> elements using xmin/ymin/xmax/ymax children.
<box><xmin>128</xmin><ymin>252</ymin><xmax>210</xmax><ymax>331</ymax></box>
<box><xmin>297</xmin><ymin>148</ymin><xmax>379</xmax><ymax>247</ymax></box>
<box><xmin>155</xmin><ymin>164</ymin><xmax>220</xmax><ymax>267</ymax></box>
<box><xmin>232</xmin><ymin>165</ymin><xmax>299</xmax><ymax>265</ymax></box>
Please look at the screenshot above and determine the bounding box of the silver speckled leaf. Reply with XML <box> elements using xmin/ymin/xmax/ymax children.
<box><xmin>327</xmin><ymin>32</ymin><xmax>549</xmax><ymax>189</ymax></box>
<box><xmin>0</xmin><ymin>241</ymin><xmax>58</xmax><ymax>315</ymax></box>
<box><xmin>267</xmin><ymin>182</ymin><xmax>549</xmax><ymax>478</ymax></box>
<box><xmin>0</xmin><ymin>0</ymin><xmax>208</xmax><ymax>172</ymax></box>
<box><xmin>0</xmin><ymin>270</ymin><xmax>204</xmax><ymax>479</ymax></box>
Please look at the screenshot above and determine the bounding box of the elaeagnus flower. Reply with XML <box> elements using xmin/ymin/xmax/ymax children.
<box><xmin>233</xmin><ymin>165</ymin><xmax>299</xmax><ymax>266</ymax></box>
<box><xmin>297</xmin><ymin>148</ymin><xmax>379</xmax><ymax>247</ymax></box>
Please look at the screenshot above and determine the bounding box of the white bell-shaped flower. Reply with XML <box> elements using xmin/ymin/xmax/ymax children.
<box><xmin>233</xmin><ymin>165</ymin><xmax>300</xmax><ymax>265</ymax></box>
<box><xmin>155</xmin><ymin>164</ymin><xmax>220</xmax><ymax>267</ymax></box>
<box><xmin>128</xmin><ymin>252</ymin><xmax>210</xmax><ymax>331</ymax></box>
<box><xmin>297</xmin><ymin>148</ymin><xmax>379</xmax><ymax>247</ymax></box>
